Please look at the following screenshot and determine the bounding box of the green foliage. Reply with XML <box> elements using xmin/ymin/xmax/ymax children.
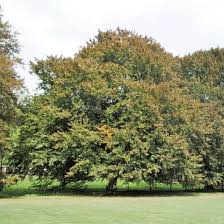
<box><xmin>180</xmin><ymin>48</ymin><xmax>224</xmax><ymax>86</ymax></box>
<box><xmin>0</xmin><ymin>8</ymin><xmax>22</xmax><ymax>190</ymax></box>
<box><xmin>8</xmin><ymin>28</ymin><xmax>224</xmax><ymax>192</ymax></box>
<box><xmin>179</xmin><ymin>48</ymin><xmax>224</xmax><ymax>188</ymax></box>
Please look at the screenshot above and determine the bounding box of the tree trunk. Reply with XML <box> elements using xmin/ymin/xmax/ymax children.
<box><xmin>106</xmin><ymin>177</ymin><xmax>118</xmax><ymax>194</ymax></box>
<box><xmin>0</xmin><ymin>167</ymin><xmax>6</xmax><ymax>191</ymax></box>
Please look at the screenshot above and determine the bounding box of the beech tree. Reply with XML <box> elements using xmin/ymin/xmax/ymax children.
<box><xmin>11</xmin><ymin>29</ymin><xmax>220</xmax><ymax>193</ymax></box>
<box><xmin>180</xmin><ymin>48</ymin><xmax>224</xmax><ymax>189</ymax></box>
<box><xmin>0</xmin><ymin>8</ymin><xmax>22</xmax><ymax>190</ymax></box>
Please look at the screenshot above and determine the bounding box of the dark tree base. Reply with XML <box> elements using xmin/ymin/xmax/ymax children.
<box><xmin>106</xmin><ymin>177</ymin><xmax>118</xmax><ymax>194</ymax></box>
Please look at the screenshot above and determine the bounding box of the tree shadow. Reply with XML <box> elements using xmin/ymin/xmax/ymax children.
<box><xmin>1</xmin><ymin>185</ymin><xmax>223</xmax><ymax>199</ymax></box>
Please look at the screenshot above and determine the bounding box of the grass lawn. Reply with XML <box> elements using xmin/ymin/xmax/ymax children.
<box><xmin>1</xmin><ymin>193</ymin><xmax>224</xmax><ymax>224</ymax></box>
<box><xmin>0</xmin><ymin>179</ymin><xmax>224</xmax><ymax>224</ymax></box>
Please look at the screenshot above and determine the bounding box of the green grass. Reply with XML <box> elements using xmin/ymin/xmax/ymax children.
<box><xmin>1</xmin><ymin>178</ymin><xmax>185</xmax><ymax>197</ymax></box>
<box><xmin>0</xmin><ymin>179</ymin><xmax>224</xmax><ymax>223</ymax></box>
<box><xmin>1</xmin><ymin>193</ymin><xmax>224</xmax><ymax>224</ymax></box>
<box><xmin>84</xmin><ymin>180</ymin><xmax>184</xmax><ymax>191</ymax></box>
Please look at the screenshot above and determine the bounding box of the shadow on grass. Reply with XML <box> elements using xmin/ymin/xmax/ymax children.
<box><xmin>1</xmin><ymin>186</ymin><xmax>223</xmax><ymax>199</ymax></box>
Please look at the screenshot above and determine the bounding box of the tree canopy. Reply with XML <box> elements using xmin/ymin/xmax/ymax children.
<box><xmin>0</xmin><ymin>8</ymin><xmax>22</xmax><ymax>189</ymax></box>
<box><xmin>8</xmin><ymin>29</ymin><xmax>223</xmax><ymax>192</ymax></box>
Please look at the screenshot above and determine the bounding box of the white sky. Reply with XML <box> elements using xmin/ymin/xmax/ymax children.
<box><xmin>1</xmin><ymin>0</ymin><xmax>224</xmax><ymax>94</ymax></box>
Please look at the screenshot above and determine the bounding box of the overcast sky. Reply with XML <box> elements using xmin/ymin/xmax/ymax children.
<box><xmin>2</xmin><ymin>0</ymin><xmax>224</xmax><ymax>93</ymax></box>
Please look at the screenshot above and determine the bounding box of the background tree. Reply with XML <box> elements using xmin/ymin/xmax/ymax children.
<box><xmin>180</xmin><ymin>48</ymin><xmax>224</xmax><ymax>189</ymax></box>
<box><xmin>0</xmin><ymin>7</ymin><xmax>22</xmax><ymax>190</ymax></box>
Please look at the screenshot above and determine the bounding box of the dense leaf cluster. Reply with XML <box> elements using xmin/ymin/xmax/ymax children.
<box><xmin>0</xmin><ymin>9</ymin><xmax>22</xmax><ymax>189</ymax></box>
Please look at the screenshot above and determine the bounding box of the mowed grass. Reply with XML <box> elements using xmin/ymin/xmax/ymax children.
<box><xmin>1</xmin><ymin>193</ymin><xmax>224</xmax><ymax>224</ymax></box>
<box><xmin>0</xmin><ymin>179</ymin><xmax>224</xmax><ymax>224</ymax></box>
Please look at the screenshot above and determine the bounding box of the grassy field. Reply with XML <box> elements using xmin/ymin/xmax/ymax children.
<box><xmin>0</xmin><ymin>180</ymin><xmax>224</xmax><ymax>224</ymax></box>
<box><xmin>1</xmin><ymin>193</ymin><xmax>224</xmax><ymax>224</ymax></box>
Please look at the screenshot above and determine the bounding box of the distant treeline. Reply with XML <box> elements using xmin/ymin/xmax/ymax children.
<box><xmin>0</xmin><ymin>9</ymin><xmax>223</xmax><ymax>192</ymax></box>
